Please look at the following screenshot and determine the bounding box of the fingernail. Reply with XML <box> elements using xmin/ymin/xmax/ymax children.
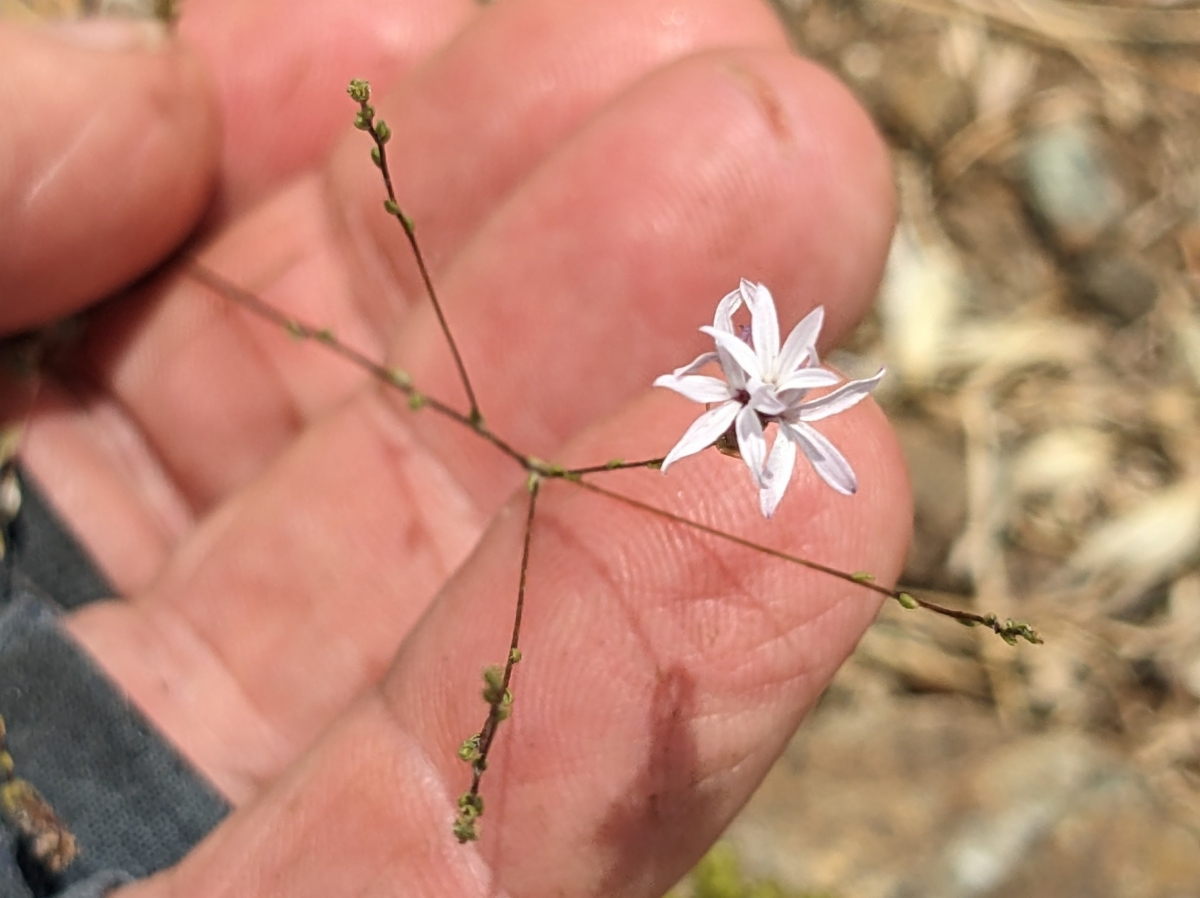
<box><xmin>43</xmin><ymin>18</ymin><xmax>167</xmax><ymax>51</ymax></box>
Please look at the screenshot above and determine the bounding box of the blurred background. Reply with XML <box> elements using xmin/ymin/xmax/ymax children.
<box><xmin>712</xmin><ymin>2</ymin><xmax>1200</xmax><ymax>896</ymax></box>
<box><xmin>5</xmin><ymin>0</ymin><xmax>1200</xmax><ymax>894</ymax></box>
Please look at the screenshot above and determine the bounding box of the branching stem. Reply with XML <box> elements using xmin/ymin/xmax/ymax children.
<box><xmin>188</xmin><ymin>256</ymin><xmax>1042</xmax><ymax>647</ymax></box>
<box><xmin>568</xmin><ymin>479</ymin><xmax>1042</xmax><ymax>645</ymax></box>
<box><xmin>187</xmin><ymin>262</ymin><xmax>526</xmax><ymax>467</ymax></box>
<box><xmin>182</xmin><ymin>77</ymin><xmax>1043</xmax><ymax>843</ymax></box>
<box><xmin>453</xmin><ymin>477</ymin><xmax>540</xmax><ymax>842</ymax></box>
<box><xmin>347</xmin><ymin>80</ymin><xmax>482</xmax><ymax>426</ymax></box>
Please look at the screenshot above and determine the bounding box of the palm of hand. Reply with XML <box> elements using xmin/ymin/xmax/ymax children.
<box><xmin>7</xmin><ymin>0</ymin><xmax>908</xmax><ymax>894</ymax></box>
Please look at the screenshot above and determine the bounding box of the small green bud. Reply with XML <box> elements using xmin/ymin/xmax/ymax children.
<box><xmin>375</xmin><ymin>120</ymin><xmax>392</xmax><ymax>144</ymax></box>
<box><xmin>496</xmin><ymin>689</ymin><xmax>513</xmax><ymax>721</ymax></box>
<box><xmin>457</xmin><ymin>735</ymin><xmax>482</xmax><ymax>763</ymax></box>
<box><xmin>370</xmin><ymin>146</ymin><xmax>382</xmax><ymax>168</ymax></box>
<box><xmin>457</xmin><ymin>792</ymin><xmax>484</xmax><ymax>816</ymax></box>
<box><xmin>383</xmin><ymin>198</ymin><xmax>401</xmax><ymax>216</ymax></box>
<box><xmin>482</xmin><ymin>665</ymin><xmax>505</xmax><ymax>705</ymax></box>
<box><xmin>385</xmin><ymin>367</ymin><xmax>411</xmax><ymax>387</ymax></box>
<box><xmin>315</xmin><ymin>328</ymin><xmax>334</xmax><ymax>344</ymax></box>
<box><xmin>509</xmin><ymin>648</ymin><xmax>522</xmax><ymax>664</ymax></box>
<box><xmin>347</xmin><ymin>79</ymin><xmax>371</xmax><ymax>103</ymax></box>
<box><xmin>407</xmin><ymin>393</ymin><xmax>425</xmax><ymax>411</ymax></box>
<box><xmin>525</xmin><ymin>472</ymin><xmax>540</xmax><ymax>493</ymax></box>
<box><xmin>284</xmin><ymin>320</ymin><xmax>305</xmax><ymax>340</ymax></box>
<box><xmin>851</xmin><ymin>571</ymin><xmax>875</xmax><ymax>583</ymax></box>
<box><xmin>896</xmin><ymin>592</ymin><xmax>919</xmax><ymax>610</ymax></box>
<box><xmin>1000</xmin><ymin>619</ymin><xmax>1043</xmax><ymax>645</ymax></box>
<box><xmin>647</xmin><ymin>459</ymin><xmax>663</xmax><ymax>470</ymax></box>
<box><xmin>400</xmin><ymin>212</ymin><xmax>416</xmax><ymax>232</ymax></box>
<box><xmin>605</xmin><ymin>458</ymin><xmax>625</xmax><ymax>469</ymax></box>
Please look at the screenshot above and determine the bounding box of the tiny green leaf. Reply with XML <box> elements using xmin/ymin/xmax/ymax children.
<box><xmin>896</xmin><ymin>592</ymin><xmax>919</xmax><ymax>610</ymax></box>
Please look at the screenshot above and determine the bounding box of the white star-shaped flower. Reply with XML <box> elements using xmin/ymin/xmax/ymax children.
<box><xmin>654</xmin><ymin>279</ymin><xmax>884</xmax><ymax>518</ymax></box>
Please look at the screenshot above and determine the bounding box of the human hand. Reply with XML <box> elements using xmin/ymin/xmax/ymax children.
<box><xmin>3</xmin><ymin>0</ymin><xmax>909</xmax><ymax>895</ymax></box>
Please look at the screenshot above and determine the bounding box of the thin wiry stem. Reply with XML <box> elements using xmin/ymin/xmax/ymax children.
<box><xmin>347</xmin><ymin>82</ymin><xmax>482</xmax><ymax>426</ymax></box>
<box><xmin>568</xmin><ymin>478</ymin><xmax>1042</xmax><ymax>645</ymax></box>
<box><xmin>186</xmin><ymin>262</ymin><xmax>527</xmax><ymax>469</ymax></box>
<box><xmin>453</xmin><ymin>476</ymin><xmax>540</xmax><ymax>842</ymax></box>
<box><xmin>563</xmin><ymin>457</ymin><xmax>666</xmax><ymax>476</ymax></box>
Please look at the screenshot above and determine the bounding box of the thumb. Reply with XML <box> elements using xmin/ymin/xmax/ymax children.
<box><xmin>0</xmin><ymin>18</ymin><xmax>218</xmax><ymax>333</ymax></box>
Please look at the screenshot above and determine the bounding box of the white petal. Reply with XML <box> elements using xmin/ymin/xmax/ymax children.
<box><xmin>796</xmin><ymin>368</ymin><xmax>885</xmax><ymax>422</ymax></box>
<box><xmin>652</xmin><ymin>374</ymin><xmax>736</xmax><ymax>404</ymax></box>
<box><xmin>785</xmin><ymin>422</ymin><xmax>858</xmax><ymax>495</ymax></box>
<box><xmin>713</xmin><ymin>287</ymin><xmax>743</xmax><ymax>333</ymax></box>
<box><xmin>776</xmin><ymin>305</ymin><xmax>824</xmax><ymax>380</ymax></box>
<box><xmin>777</xmin><ymin>366</ymin><xmax>841</xmax><ymax>394</ymax></box>
<box><xmin>759</xmin><ymin>431</ymin><xmax>797</xmax><ymax>518</ymax></box>
<box><xmin>702</xmin><ymin>326</ymin><xmax>763</xmax><ymax>381</ymax></box>
<box><xmin>747</xmin><ymin>282</ymin><xmax>781</xmax><ymax>372</ymax></box>
<box><xmin>746</xmin><ymin>380</ymin><xmax>790</xmax><ymax>417</ymax></box>
<box><xmin>738</xmin><ymin>278</ymin><xmax>757</xmax><ymax>309</ymax></box>
<box><xmin>735</xmin><ymin>405</ymin><xmax>767</xmax><ymax>486</ymax></box>
<box><xmin>660</xmin><ymin>402</ymin><xmax>741</xmax><ymax>472</ymax></box>
<box><xmin>668</xmin><ymin>350</ymin><xmax>719</xmax><ymax>378</ymax></box>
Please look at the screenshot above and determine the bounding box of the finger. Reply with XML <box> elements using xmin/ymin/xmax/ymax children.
<box><xmin>0</xmin><ymin>20</ymin><xmax>218</xmax><ymax>332</ymax></box>
<box><xmin>176</xmin><ymin>0</ymin><xmax>478</xmax><ymax>216</ymax></box>
<box><xmin>325</xmin><ymin>0</ymin><xmax>791</xmax><ymax>310</ymax></box>
<box><xmin>114</xmin><ymin>389</ymin><xmax>910</xmax><ymax>898</ymax></box>
<box><xmin>29</xmin><ymin>0</ymin><xmax>794</xmax><ymax>588</ymax></box>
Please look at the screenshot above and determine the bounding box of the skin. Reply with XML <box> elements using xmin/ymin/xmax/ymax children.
<box><xmin>0</xmin><ymin>1</ymin><xmax>910</xmax><ymax>896</ymax></box>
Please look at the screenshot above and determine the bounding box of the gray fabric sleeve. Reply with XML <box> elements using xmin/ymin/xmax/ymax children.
<box><xmin>0</xmin><ymin>470</ymin><xmax>229</xmax><ymax>895</ymax></box>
